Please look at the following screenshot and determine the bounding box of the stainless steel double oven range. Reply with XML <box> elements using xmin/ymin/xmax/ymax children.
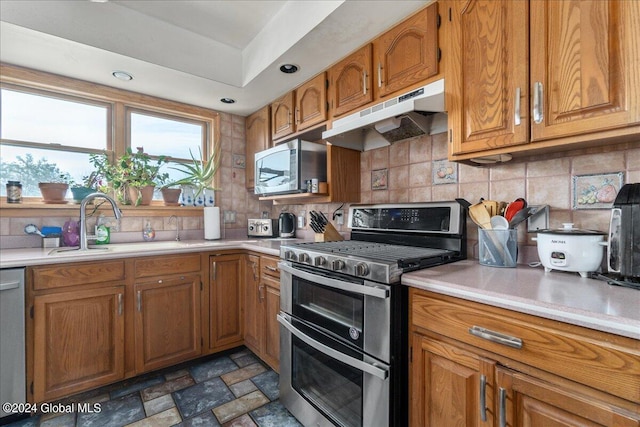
<box><xmin>278</xmin><ymin>201</ymin><xmax>468</xmax><ymax>427</ymax></box>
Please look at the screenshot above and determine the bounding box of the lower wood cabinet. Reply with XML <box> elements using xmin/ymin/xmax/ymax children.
<box><xmin>32</xmin><ymin>286</ymin><xmax>125</xmax><ymax>402</ymax></box>
<box><xmin>134</xmin><ymin>275</ymin><xmax>201</xmax><ymax>372</ymax></box>
<box><xmin>409</xmin><ymin>289</ymin><xmax>640</xmax><ymax>427</ymax></box>
<box><xmin>208</xmin><ymin>254</ymin><xmax>244</xmax><ymax>351</ymax></box>
<box><xmin>244</xmin><ymin>254</ymin><xmax>281</xmax><ymax>372</ymax></box>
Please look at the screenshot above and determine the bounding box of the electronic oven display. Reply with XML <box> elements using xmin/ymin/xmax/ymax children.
<box><xmin>351</xmin><ymin>207</ymin><xmax>451</xmax><ymax>231</ymax></box>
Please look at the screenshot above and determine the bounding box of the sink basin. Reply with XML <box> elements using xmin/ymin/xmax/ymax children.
<box><xmin>46</xmin><ymin>239</ymin><xmax>262</xmax><ymax>256</ymax></box>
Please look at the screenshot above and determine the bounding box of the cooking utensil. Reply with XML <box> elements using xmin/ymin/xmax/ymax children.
<box><xmin>481</xmin><ymin>200</ymin><xmax>500</xmax><ymax>217</ymax></box>
<box><xmin>469</xmin><ymin>203</ymin><xmax>492</xmax><ymax>229</ymax></box>
<box><xmin>490</xmin><ymin>215</ymin><xmax>509</xmax><ymax>230</ymax></box>
<box><xmin>504</xmin><ymin>198</ymin><xmax>527</xmax><ymax>222</ymax></box>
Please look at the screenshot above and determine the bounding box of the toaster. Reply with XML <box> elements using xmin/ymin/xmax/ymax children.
<box><xmin>248</xmin><ymin>219</ymin><xmax>278</xmax><ymax>238</ymax></box>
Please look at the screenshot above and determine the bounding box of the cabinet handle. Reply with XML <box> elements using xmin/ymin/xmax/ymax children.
<box><xmin>514</xmin><ymin>87</ymin><xmax>521</xmax><ymax>126</ymax></box>
<box><xmin>469</xmin><ymin>326</ymin><xmax>523</xmax><ymax>349</ymax></box>
<box><xmin>295</xmin><ymin>107</ymin><xmax>299</xmax><ymax>125</ymax></box>
<box><xmin>264</xmin><ymin>265</ymin><xmax>278</xmax><ymax>272</ymax></box>
<box><xmin>212</xmin><ymin>261</ymin><xmax>217</xmax><ymax>280</ymax></box>
<box><xmin>533</xmin><ymin>81</ymin><xmax>544</xmax><ymax>124</ymax></box>
<box><xmin>251</xmin><ymin>262</ymin><xmax>258</xmax><ymax>281</ymax></box>
<box><xmin>377</xmin><ymin>62</ymin><xmax>383</xmax><ymax>88</ymax></box>
<box><xmin>479</xmin><ymin>374</ymin><xmax>487</xmax><ymax>422</ymax></box>
<box><xmin>259</xmin><ymin>284</ymin><xmax>265</xmax><ymax>301</ymax></box>
<box><xmin>363</xmin><ymin>71</ymin><xmax>368</xmax><ymax>95</ymax></box>
<box><xmin>136</xmin><ymin>290</ymin><xmax>142</xmax><ymax>312</ymax></box>
<box><xmin>117</xmin><ymin>293</ymin><xmax>123</xmax><ymax>316</ymax></box>
<box><xmin>499</xmin><ymin>387</ymin><xmax>507</xmax><ymax>427</ymax></box>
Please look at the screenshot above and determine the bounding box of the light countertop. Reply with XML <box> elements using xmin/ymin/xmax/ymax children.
<box><xmin>402</xmin><ymin>260</ymin><xmax>640</xmax><ymax>340</ymax></box>
<box><xmin>0</xmin><ymin>238</ymin><xmax>302</xmax><ymax>268</ymax></box>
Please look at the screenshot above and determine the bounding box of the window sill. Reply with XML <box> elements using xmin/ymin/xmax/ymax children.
<box><xmin>0</xmin><ymin>199</ymin><xmax>205</xmax><ymax>218</ymax></box>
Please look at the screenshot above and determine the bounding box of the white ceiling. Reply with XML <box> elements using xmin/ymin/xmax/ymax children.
<box><xmin>0</xmin><ymin>0</ymin><xmax>429</xmax><ymax>116</ymax></box>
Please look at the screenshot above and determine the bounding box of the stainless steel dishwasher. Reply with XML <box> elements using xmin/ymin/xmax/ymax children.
<box><xmin>0</xmin><ymin>268</ymin><xmax>26</xmax><ymax>419</ymax></box>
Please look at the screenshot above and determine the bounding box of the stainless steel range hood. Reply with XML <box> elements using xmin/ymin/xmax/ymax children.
<box><xmin>322</xmin><ymin>78</ymin><xmax>447</xmax><ymax>151</ymax></box>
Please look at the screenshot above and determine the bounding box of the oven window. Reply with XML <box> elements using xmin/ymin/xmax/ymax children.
<box><xmin>292</xmin><ymin>335</ymin><xmax>363</xmax><ymax>427</ymax></box>
<box><xmin>292</xmin><ymin>276</ymin><xmax>364</xmax><ymax>348</ymax></box>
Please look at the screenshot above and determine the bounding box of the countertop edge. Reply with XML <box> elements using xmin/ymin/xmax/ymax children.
<box><xmin>402</xmin><ymin>275</ymin><xmax>640</xmax><ymax>341</ymax></box>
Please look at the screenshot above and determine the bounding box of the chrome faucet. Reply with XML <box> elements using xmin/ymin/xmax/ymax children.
<box><xmin>80</xmin><ymin>192</ymin><xmax>122</xmax><ymax>250</ymax></box>
<box><xmin>169</xmin><ymin>215</ymin><xmax>181</xmax><ymax>241</ymax></box>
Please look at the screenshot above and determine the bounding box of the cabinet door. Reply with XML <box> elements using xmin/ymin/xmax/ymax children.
<box><xmin>295</xmin><ymin>72</ymin><xmax>327</xmax><ymax>131</ymax></box>
<box><xmin>245</xmin><ymin>106</ymin><xmax>270</xmax><ymax>189</ymax></box>
<box><xmin>374</xmin><ymin>3</ymin><xmax>439</xmax><ymax>98</ymax></box>
<box><xmin>271</xmin><ymin>92</ymin><xmax>295</xmax><ymax>140</ymax></box>
<box><xmin>410</xmin><ymin>333</ymin><xmax>495</xmax><ymax>427</ymax></box>
<box><xmin>262</xmin><ymin>279</ymin><xmax>280</xmax><ymax>372</ymax></box>
<box><xmin>210</xmin><ymin>254</ymin><xmax>244</xmax><ymax>350</ymax></box>
<box><xmin>496</xmin><ymin>367</ymin><xmax>640</xmax><ymax>427</ymax></box>
<box><xmin>135</xmin><ymin>275</ymin><xmax>201</xmax><ymax>372</ymax></box>
<box><xmin>33</xmin><ymin>286</ymin><xmax>125</xmax><ymax>402</ymax></box>
<box><xmin>448</xmin><ymin>0</ymin><xmax>529</xmax><ymax>155</ymax></box>
<box><xmin>329</xmin><ymin>44</ymin><xmax>374</xmax><ymax>117</ymax></box>
<box><xmin>243</xmin><ymin>254</ymin><xmax>263</xmax><ymax>353</ymax></box>
<box><xmin>530</xmin><ymin>0</ymin><xmax>640</xmax><ymax>141</ymax></box>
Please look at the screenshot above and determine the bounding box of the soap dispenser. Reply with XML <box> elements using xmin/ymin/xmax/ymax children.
<box><xmin>142</xmin><ymin>219</ymin><xmax>156</xmax><ymax>242</ymax></box>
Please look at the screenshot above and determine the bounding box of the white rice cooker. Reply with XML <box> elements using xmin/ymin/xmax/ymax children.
<box><xmin>533</xmin><ymin>223</ymin><xmax>606</xmax><ymax>278</ymax></box>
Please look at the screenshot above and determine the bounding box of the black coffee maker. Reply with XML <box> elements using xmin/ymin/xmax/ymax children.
<box><xmin>608</xmin><ymin>183</ymin><xmax>640</xmax><ymax>280</ymax></box>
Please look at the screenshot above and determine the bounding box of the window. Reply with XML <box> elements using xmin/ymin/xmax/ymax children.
<box><xmin>0</xmin><ymin>86</ymin><xmax>110</xmax><ymax>196</ymax></box>
<box><xmin>0</xmin><ymin>75</ymin><xmax>216</xmax><ymax>203</ymax></box>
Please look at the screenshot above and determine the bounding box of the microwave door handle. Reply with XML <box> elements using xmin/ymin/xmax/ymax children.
<box><xmin>278</xmin><ymin>262</ymin><xmax>389</xmax><ymax>299</ymax></box>
<box><xmin>278</xmin><ymin>313</ymin><xmax>389</xmax><ymax>380</ymax></box>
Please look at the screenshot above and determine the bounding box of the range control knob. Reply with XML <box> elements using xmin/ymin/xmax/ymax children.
<box><xmin>284</xmin><ymin>251</ymin><xmax>297</xmax><ymax>261</ymax></box>
<box><xmin>249</xmin><ymin>225</ymin><xmax>255</xmax><ymax>231</ymax></box>
<box><xmin>354</xmin><ymin>262</ymin><xmax>370</xmax><ymax>277</ymax></box>
<box><xmin>331</xmin><ymin>259</ymin><xmax>345</xmax><ymax>271</ymax></box>
<box><xmin>299</xmin><ymin>253</ymin><xmax>311</xmax><ymax>264</ymax></box>
<box><xmin>314</xmin><ymin>256</ymin><xmax>327</xmax><ymax>267</ymax></box>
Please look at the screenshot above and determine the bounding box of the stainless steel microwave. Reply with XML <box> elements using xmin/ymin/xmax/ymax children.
<box><xmin>254</xmin><ymin>139</ymin><xmax>327</xmax><ymax>196</ymax></box>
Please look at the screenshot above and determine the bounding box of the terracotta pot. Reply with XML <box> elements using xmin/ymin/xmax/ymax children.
<box><xmin>161</xmin><ymin>188</ymin><xmax>182</xmax><ymax>206</ymax></box>
<box><xmin>38</xmin><ymin>183</ymin><xmax>69</xmax><ymax>204</ymax></box>
<box><xmin>128</xmin><ymin>185</ymin><xmax>155</xmax><ymax>206</ymax></box>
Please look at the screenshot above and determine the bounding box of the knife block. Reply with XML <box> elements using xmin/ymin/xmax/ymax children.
<box><xmin>314</xmin><ymin>222</ymin><xmax>344</xmax><ymax>242</ymax></box>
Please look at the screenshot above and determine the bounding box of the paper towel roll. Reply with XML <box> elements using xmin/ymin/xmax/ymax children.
<box><xmin>204</xmin><ymin>206</ymin><xmax>220</xmax><ymax>240</ymax></box>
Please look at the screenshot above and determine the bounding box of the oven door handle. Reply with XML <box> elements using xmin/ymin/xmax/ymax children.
<box><xmin>278</xmin><ymin>313</ymin><xmax>389</xmax><ymax>380</ymax></box>
<box><xmin>279</xmin><ymin>263</ymin><xmax>389</xmax><ymax>299</ymax></box>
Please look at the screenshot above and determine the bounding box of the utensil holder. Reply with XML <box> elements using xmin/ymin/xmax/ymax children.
<box><xmin>479</xmin><ymin>229</ymin><xmax>517</xmax><ymax>268</ymax></box>
<box><xmin>314</xmin><ymin>222</ymin><xmax>344</xmax><ymax>242</ymax></box>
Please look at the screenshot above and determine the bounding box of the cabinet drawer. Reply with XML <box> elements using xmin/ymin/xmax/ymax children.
<box><xmin>260</xmin><ymin>256</ymin><xmax>280</xmax><ymax>279</ymax></box>
<box><xmin>31</xmin><ymin>260</ymin><xmax>126</xmax><ymax>290</ymax></box>
<box><xmin>135</xmin><ymin>254</ymin><xmax>201</xmax><ymax>279</ymax></box>
<box><xmin>411</xmin><ymin>290</ymin><xmax>640</xmax><ymax>403</ymax></box>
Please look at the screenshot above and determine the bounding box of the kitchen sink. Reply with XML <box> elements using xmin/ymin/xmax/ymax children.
<box><xmin>47</xmin><ymin>239</ymin><xmax>260</xmax><ymax>255</ymax></box>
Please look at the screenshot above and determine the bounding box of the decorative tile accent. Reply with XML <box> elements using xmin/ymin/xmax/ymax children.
<box><xmin>371</xmin><ymin>168</ymin><xmax>388</xmax><ymax>190</ymax></box>
<box><xmin>572</xmin><ymin>172</ymin><xmax>623</xmax><ymax>210</ymax></box>
<box><xmin>432</xmin><ymin>159</ymin><xmax>458</xmax><ymax>185</ymax></box>
<box><xmin>233</xmin><ymin>154</ymin><xmax>246</xmax><ymax>169</ymax></box>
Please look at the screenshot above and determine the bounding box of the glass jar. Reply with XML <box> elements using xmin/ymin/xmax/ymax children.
<box><xmin>6</xmin><ymin>181</ymin><xmax>22</xmax><ymax>203</ymax></box>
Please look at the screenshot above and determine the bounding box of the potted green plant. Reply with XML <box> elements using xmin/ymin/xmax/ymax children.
<box><xmin>168</xmin><ymin>143</ymin><xmax>221</xmax><ymax>206</ymax></box>
<box><xmin>38</xmin><ymin>173</ymin><xmax>72</xmax><ymax>204</ymax></box>
<box><xmin>69</xmin><ymin>170</ymin><xmax>103</xmax><ymax>203</ymax></box>
<box><xmin>91</xmin><ymin>148</ymin><xmax>168</xmax><ymax>206</ymax></box>
<box><xmin>154</xmin><ymin>172</ymin><xmax>182</xmax><ymax>206</ymax></box>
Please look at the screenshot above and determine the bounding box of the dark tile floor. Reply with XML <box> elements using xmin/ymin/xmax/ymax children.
<box><xmin>4</xmin><ymin>348</ymin><xmax>302</xmax><ymax>427</ymax></box>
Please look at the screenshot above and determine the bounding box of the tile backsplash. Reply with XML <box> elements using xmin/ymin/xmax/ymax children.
<box><xmin>2</xmin><ymin>110</ymin><xmax>639</xmax><ymax>266</ymax></box>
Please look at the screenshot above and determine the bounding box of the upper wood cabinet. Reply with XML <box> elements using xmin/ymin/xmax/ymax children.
<box><xmin>329</xmin><ymin>44</ymin><xmax>374</xmax><ymax>118</ymax></box>
<box><xmin>271</xmin><ymin>72</ymin><xmax>328</xmax><ymax>142</ymax></box>
<box><xmin>245</xmin><ymin>105</ymin><xmax>271</xmax><ymax>189</ymax></box>
<box><xmin>374</xmin><ymin>2</ymin><xmax>439</xmax><ymax>98</ymax></box>
<box><xmin>295</xmin><ymin>72</ymin><xmax>328</xmax><ymax>131</ymax></box>
<box><xmin>447</xmin><ymin>0</ymin><xmax>640</xmax><ymax>158</ymax></box>
<box><xmin>271</xmin><ymin>91</ymin><xmax>295</xmax><ymax>141</ymax></box>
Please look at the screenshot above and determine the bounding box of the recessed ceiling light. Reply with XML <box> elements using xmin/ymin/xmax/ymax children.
<box><xmin>112</xmin><ymin>71</ymin><xmax>133</xmax><ymax>81</ymax></box>
<box><xmin>220</xmin><ymin>98</ymin><xmax>235</xmax><ymax>104</ymax></box>
<box><xmin>279</xmin><ymin>64</ymin><xmax>299</xmax><ymax>74</ymax></box>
